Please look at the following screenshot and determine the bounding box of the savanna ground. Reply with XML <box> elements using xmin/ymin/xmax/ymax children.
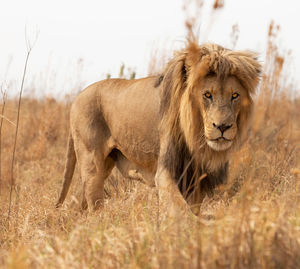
<box><xmin>0</xmin><ymin>16</ymin><xmax>300</xmax><ymax>269</ymax></box>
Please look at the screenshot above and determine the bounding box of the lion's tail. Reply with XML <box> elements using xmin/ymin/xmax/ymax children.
<box><xmin>56</xmin><ymin>132</ymin><xmax>77</xmax><ymax>208</ymax></box>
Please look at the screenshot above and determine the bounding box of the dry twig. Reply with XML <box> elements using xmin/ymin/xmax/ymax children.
<box><xmin>0</xmin><ymin>84</ymin><xmax>7</xmax><ymax>195</ymax></box>
<box><xmin>7</xmin><ymin>26</ymin><xmax>39</xmax><ymax>226</ymax></box>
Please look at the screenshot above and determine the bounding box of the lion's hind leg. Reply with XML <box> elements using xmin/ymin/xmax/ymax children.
<box><xmin>80</xmin><ymin>181</ymin><xmax>88</xmax><ymax>210</ymax></box>
<box><xmin>79</xmin><ymin>148</ymin><xmax>115</xmax><ymax>212</ymax></box>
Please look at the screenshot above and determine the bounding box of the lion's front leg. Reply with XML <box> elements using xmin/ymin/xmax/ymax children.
<box><xmin>154</xmin><ymin>163</ymin><xmax>192</xmax><ymax>220</ymax></box>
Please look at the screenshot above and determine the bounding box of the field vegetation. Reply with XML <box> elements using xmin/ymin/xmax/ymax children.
<box><xmin>0</xmin><ymin>4</ymin><xmax>300</xmax><ymax>269</ymax></box>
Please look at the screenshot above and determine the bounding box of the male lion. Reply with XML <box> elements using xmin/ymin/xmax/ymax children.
<box><xmin>56</xmin><ymin>41</ymin><xmax>261</xmax><ymax>215</ymax></box>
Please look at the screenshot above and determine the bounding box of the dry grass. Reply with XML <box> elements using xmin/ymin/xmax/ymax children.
<box><xmin>0</xmin><ymin>24</ymin><xmax>300</xmax><ymax>269</ymax></box>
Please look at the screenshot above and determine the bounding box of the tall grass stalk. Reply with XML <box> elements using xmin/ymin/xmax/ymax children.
<box><xmin>7</xmin><ymin>30</ymin><xmax>38</xmax><ymax>227</ymax></box>
<box><xmin>0</xmin><ymin>85</ymin><xmax>7</xmax><ymax>195</ymax></box>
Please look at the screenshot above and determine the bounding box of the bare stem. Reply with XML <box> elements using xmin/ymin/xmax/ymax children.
<box><xmin>7</xmin><ymin>50</ymin><xmax>31</xmax><ymax>225</ymax></box>
<box><xmin>6</xmin><ymin>25</ymin><xmax>38</xmax><ymax>227</ymax></box>
<box><xmin>0</xmin><ymin>86</ymin><xmax>7</xmax><ymax>195</ymax></box>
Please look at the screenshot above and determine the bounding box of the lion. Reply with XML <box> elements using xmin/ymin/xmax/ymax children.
<box><xmin>56</xmin><ymin>41</ymin><xmax>261</xmax><ymax>216</ymax></box>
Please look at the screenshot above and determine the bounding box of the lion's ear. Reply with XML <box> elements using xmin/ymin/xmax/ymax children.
<box><xmin>186</xmin><ymin>54</ymin><xmax>211</xmax><ymax>88</ymax></box>
<box><xmin>228</xmin><ymin>51</ymin><xmax>262</xmax><ymax>94</ymax></box>
<box><xmin>160</xmin><ymin>53</ymin><xmax>187</xmax><ymax>115</ymax></box>
<box><xmin>164</xmin><ymin>53</ymin><xmax>187</xmax><ymax>88</ymax></box>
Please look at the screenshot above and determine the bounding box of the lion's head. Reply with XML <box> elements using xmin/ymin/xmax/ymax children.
<box><xmin>160</xmin><ymin>42</ymin><xmax>261</xmax><ymax>161</ymax></box>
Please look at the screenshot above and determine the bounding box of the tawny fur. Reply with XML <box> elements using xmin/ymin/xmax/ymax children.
<box><xmin>56</xmin><ymin>41</ymin><xmax>261</xmax><ymax>213</ymax></box>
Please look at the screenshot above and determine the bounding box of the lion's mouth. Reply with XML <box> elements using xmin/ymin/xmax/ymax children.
<box><xmin>206</xmin><ymin>137</ymin><xmax>233</xmax><ymax>151</ymax></box>
<box><xmin>209</xmin><ymin>137</ymin><xmax>232</xmax><ymax>142</ymax></box>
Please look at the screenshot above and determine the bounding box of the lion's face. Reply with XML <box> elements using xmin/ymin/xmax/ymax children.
<box><xmin>195</xmin><ymin>75</ymin><xmax>246</xmax><ymax>151</ymax></box>
<box><xmin>162</xmin><ymin>43</ymin><xmax>260</xmax><ymax>156</ymax></box>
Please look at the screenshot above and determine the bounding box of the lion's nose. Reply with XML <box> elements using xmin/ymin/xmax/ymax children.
<box><xmin>213</xmin><ymin>123</ymin><xmax>232</xmax><ymax>134</ymax></box>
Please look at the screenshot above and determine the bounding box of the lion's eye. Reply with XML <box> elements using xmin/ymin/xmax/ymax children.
<box><xmin>204</xmin><ymin>92</ymin><xmax>212</xmax><ymax>99</ymax></box>
<box><xmin>232</xmin><ymin>92</ymin><xmax>239</xmax><ymax>100</ymax></box>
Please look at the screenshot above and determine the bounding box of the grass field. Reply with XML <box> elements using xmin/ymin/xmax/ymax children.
<box><xmin>0</xmin><ymin>22</ymin><xmax>300</xmax><ymax>268</ymax></box>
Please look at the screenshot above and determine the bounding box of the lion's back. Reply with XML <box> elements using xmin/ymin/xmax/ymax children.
<box><xmin>70</xmin><ymin>77</ymin><xmax>161</xmax><ymax>168</ymax></box>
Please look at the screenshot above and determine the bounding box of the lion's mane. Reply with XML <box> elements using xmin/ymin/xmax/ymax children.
<box><xmin>157</xmin><ymin>41</ymin><xmax>261</xmax><ymax>197</ymax></box>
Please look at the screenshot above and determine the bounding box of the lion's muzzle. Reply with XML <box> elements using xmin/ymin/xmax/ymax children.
<box><xmin>205</xmin><ymin>121</ymin><xmax>236</xmax><ymax>151</ymax></box>
<box><xmin>213</xmin><ymin>123</ymin><xmax>232</xmax><ymax>133</ymax></box>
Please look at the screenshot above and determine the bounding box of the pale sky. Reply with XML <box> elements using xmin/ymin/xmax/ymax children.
<box><xmin>0</xmin><ymin>0</ymin><xmax>299</xmax><ymax>97</ymax></box>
